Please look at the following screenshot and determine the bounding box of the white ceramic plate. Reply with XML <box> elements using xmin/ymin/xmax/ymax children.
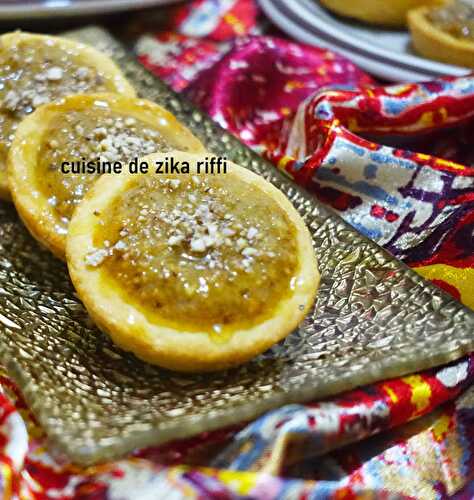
<box><xmin>0</xmin><ymin>0</ymin><xmax>180</xmax><ymax>19</ymax></box>
<box><xmin>259</xmin><ymin>0</ymin><xmax>470</xmax><ymax>81</ymax></box>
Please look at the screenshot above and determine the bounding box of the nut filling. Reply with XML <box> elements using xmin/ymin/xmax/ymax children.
<box><xmin>0</xmin><ymin>39</ymin><xmax>111</xmax><ymax>172</ymax></box>
<box><xmin>90</xmin><ymin>174</ymin><xmax>299</xmax><ymax>332</ymax></box>
<box><xmin>37</xmin><ymin>109</ymin><xmax>171</xmax><ymax>231</ymax></box>
<box><xmin>428</xmin><ymin>0</ymin><xmax>474</xmax><ymax>40</ymax></box>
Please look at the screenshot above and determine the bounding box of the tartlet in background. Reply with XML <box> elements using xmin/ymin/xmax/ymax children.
<box><xmin>409</xmin><ymin>2</ymin><xmax>474</xmax><ymax>67</ymax></box>
<box><xmin>319</xmin><ymin>0</ymin><xmax>445</xmax><ymax>27</ymax></box>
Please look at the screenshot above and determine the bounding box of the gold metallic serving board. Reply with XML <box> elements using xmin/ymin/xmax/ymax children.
<box><xmin>0</xmin><ymin>27</ymin><xmax>473</xmax><ymax>466</ymax></box>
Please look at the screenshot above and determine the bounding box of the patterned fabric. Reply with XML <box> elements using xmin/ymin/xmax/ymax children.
<box><xmin>279</xmin><ymin>79</ymin><xmax>474</xmax><ymax>307</ymax></box>
<box><xmin>1</xmin><ymin>0</ymin><xmax>474</xmax><ymax>498</ymax></box>
<box><xmin>136</xmin><ymin>1</ymin><xmax>474</xmax><ymax>309</ymax></box>
<box><xmin>2</xmin><ymin>360</ymin><xmax>474</xmax><ymax>498</ymax></box>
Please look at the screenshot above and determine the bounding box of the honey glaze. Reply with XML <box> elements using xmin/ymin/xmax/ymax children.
<box><xmin>428</xmin><ymin>0</ymin><xmax>474</xmax><ymax>40</ymax></box>
<box><xmin>37</xmin><ymin>103</ymin><xmax>171</xmax><ymax>229</ymax></box>
<box><xmin>0</xmin><ymin>35</ymin><xmax>127</xmax><ymax>180</ymax></box>
<box><xmin>89</xmin><ymin>173</ymin><xmax>299</xmax><ymax>336</ymax></box>
<box><xmin>8</xmin><ymin>93</ymin><xmax>204</xmax><ymax>260</ymax></box>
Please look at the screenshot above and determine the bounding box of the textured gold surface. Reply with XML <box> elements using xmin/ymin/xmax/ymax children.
<box><xmin>0</xmin><ymin>27</ymin><xmax>473</xmax><ymax>465</ymax></box>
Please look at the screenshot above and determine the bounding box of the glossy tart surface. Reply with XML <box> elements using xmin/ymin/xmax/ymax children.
<box><xmin>66</xmin><ymin>151</ymin><xmax>319</xmax><ymax>373</ymax></box>
<box><xmin>409</xmin><ymin>1</ymin><xmax>474</xmax><ymax>66</ymax></box>
<box><xmin>0</xmin><ymin>31</ymin><xmax>136</xmax><ymax>200</ymax></box>
<box><xmin>320</xmin><ymin>0</ymin><xmax>443</xmax><ymax>26</ymax></box>
<box><xmin>8</xmin><ymin>93</ymin><xmax>205</xmax><ymax>259</ymax></box>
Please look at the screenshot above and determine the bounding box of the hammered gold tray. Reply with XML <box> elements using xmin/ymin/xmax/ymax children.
<box><xmin>0</xmin><ymin>27</ymin><xmax>473</xmax><ymax>466</ymax></box>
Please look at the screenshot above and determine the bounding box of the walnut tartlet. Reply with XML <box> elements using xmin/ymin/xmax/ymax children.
<box><xmin>66</xmin><ymin>151</ymin><xmax>319</xmax><ymax>373</ymax></box>
<box><xmin>0</xmin><ymin>31</ymin><xmax>136</xmax><ymax>200</ymax></box>
<box><xmin>8</xmin><ymin>93</ymin><xmax>205</xmax><ymax>259</ymax></box>
<box><xmin>320</xmin><ymin>0</ymin><xmax>444</xmax><ymax>27</ymax></box>
<box><xmin>408</xmin><ymin>1</ymin><xmax>474</xmax><ymax>67</ymax></box>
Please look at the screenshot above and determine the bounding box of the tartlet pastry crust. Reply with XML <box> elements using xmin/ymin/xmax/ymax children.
<box><xmin>320</xmin><ymin>0</ymin><xmax>444</xmax><ymax>27</ymax></box>
<box><xmin>0</xmin><ymin>31</ymin><xmax>136</xmax><ymax>200</ymax></box>
<box><xmin>66</xmin><ymin>151</ymin><xmax>320</xmax><ymax>373</ymax></box>
<box><xmin>8</xmin><ymin>93</ymin><xmax>205</xmax><ymax>260</ymax></box>
<box><xmin>408</xmin><ymin>6</ymin><xmax>474</xmax><ymax>67</ymax></box>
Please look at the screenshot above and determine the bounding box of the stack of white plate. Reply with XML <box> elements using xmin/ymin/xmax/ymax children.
<box><xmin>259</xmin><ymin>0</ymin><xmax>470</xmax><ymax>81</ymax></box>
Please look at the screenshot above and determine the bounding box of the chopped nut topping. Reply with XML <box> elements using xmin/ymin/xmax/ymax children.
<box><xmin>90</xmin><ymin>173</ymin><xmax>299</xmax><ymax>329</ymax></box>
<box><xmin>45</xmin><ymin>66</ymin><xmax>63</xmax><ymax>81</ymax></box>
<box><xmin>429</xmin><ymin>0</ymin><xmax>474</xmax><ymax>40</ymax></box>
<box><xmin>0</xmin><ymin>38</ymin><xmax>111</xmax><ymax>172</ymax></box>
<box><xmin>85</xmin><ymin>248</ymin><xmax>109</xmax><ymax>267</ymax></box>
<box><xmin>38</xmin><ymin>108</ymin><xmax>170</xmax><ymax>226</ymax></box>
